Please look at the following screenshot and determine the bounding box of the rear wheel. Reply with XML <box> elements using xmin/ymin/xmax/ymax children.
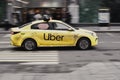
<box><xmin>22</xmin><ymin>39</ymin><xmax>37</xmax><ymax>51</ymax></box>
<box><xmin>77</xmin><ymin>38</ymin><xmax>91</xmax><ymax>50</ymax></box>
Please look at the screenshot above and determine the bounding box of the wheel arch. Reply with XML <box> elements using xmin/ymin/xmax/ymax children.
<box><xmin>21</xmin><ymin>38</ymin><xmax>38</xmax><ymax>47</ymax></box>
<box><xmin>76</xmin><ymin>37</ymin><xmax>91</xmax><ymax>47</ymax></box>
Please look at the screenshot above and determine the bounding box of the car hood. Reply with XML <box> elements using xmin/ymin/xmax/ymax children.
<box><xmin>77</xmin><ymin>28</ymin><xmax>94</xmax><ymax>33</ymax></box>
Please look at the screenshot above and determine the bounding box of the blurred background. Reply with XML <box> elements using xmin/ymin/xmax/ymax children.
<box><xmin>0</xmin><ymin>0</ymin><xmax>120</xmax><ymax>28</ymax></box>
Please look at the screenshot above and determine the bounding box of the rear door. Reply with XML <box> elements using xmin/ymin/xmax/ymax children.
<box><xmin>31</xmin><ymin>22</ymin><xmax>54</xmax><ymax>45</ymax></box>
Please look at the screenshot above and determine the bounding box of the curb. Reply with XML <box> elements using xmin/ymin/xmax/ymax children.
<box><xmin>94</xmin><ymin>31</ymin><xmax>120</xmax><ymax>33</ymax></box>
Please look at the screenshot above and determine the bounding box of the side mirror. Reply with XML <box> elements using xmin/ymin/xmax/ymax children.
<box><xmin>68</xmin><ymin>28</ymin><xmax>74</xmax><ymax>31</ymax></box>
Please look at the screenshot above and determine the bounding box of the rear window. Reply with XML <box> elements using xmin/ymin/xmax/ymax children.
<box><xmin>19</xmin><ymin>22</ymin><xmax>31</xmax><ymax>28</ymax></box>
<box><xmin>31</xmin><ymin>23</ymin><xmax>49</xmax><ymax>30</ymax></box>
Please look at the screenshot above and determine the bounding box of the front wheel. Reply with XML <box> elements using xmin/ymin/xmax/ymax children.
<box><xmin>22</xmin><ymin>39</ymin><xmax>37</xmax><ymax>51</ymax></box>
<box><xmin>77</xmin><ymin>38</ymin><xmax>91</xmax><ymax>50</ymax></box>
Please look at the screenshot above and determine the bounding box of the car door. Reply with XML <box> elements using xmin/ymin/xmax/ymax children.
<box><xmin>46</xmin><ymin>22</ymin><xmax>76</xmax><ymax>46</ymax></box>
<box><xmin>31</xmin><ymin>22</ymin><xmax>54</xmax><ymax>46</ymax></box>
<box><xmin>31</xmin><ymin>22</ymin><xmax>77</xmax><ymax>46</ymax></box>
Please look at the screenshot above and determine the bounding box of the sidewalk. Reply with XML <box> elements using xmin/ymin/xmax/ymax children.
<box><xmin>80</xmin><ymin>26</ymin><xmax>120</xmax><ymax>33</ymax></box>
<box><xmin>1</xmin><ymin>26</ymin><xmax>120</xmax><ymax>34</ymax></box>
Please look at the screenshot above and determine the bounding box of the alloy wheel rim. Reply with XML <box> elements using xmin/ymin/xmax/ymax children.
<box><xmin>25</xmin><ymin>41</ymin><xmax>35</xmax><ymax>50</ymax></box>
<box><xmin>79</xmin><ymin>40</ymin><xmax>89</xmax><ymax>49</ymax></box>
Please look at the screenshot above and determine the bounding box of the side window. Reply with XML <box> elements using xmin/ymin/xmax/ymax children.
<box><xmin>37</xmin><ymin>23</ymin><xmax>49</xmax><ymax>30</ymax></box>
<box><xmin>55</xmin><ymin>23</ymin><xmax>69</xmax><ymax>30</ymax></box>
<box><xmin>31</xmin><ymin>23</ymin><xmax>49</xmax><ymax>30</ymax></box>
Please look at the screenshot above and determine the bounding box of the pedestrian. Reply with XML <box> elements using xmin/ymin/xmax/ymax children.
<box><xmin>44</xmin><ymin>10</ymin><xmax>52</xmax><ymax>20</ymax></box>
<box><xmin>34</xmin><ymin>10</ymin><xmax>42</xmax><ymax>20</ymax></box>
<box><xmin>26</xmin><ymin>10</ymin><xmax>35</xmax><ymax>22</ymax></box>
<box><xmin>4</xmin><ymin>19</ymin><xmax>12</xmax><ymax>30</ymax></box>
<box><xmin>61</xmin><ymin>9</ymin><xmax>72</xmax><ymax>24</ymax></box>
<box><xmin>54</xmin><ymin>9</ymin><xmax>62</xmax><ymax>20</ymax></box>
<box><xmin>65</xmin><ymin>11</ymin><xmax>72</xmax><ymax>24</ymax></box>
<box><xmin>12</xmin><ymin>13</ymin><xmax>20</xmax><ymax>26</ymax></box>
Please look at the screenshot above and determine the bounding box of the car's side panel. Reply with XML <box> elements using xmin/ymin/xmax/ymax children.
<box><xmin>34</xmin><ymin>30</ymin><xmax>76</xmax><ymax>46</ymax></box>
<box><xmin>10</xmin><ymin>20</ymin><xmax>98</xmax><ymax>49</ymax></box>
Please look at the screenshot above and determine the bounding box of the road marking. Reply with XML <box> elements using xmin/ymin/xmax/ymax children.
<box><xmin>99</xmin><ymin>42</ymin><xmax>104</xmax><ymax>43</ymax></box>
<box><xmin>3</xmin><ymin>34</ymin><xmax>11</xmax><ymax>37</ymax></box>
<box><xmin>112</xmin><ymin>42</ymin><xmax>120</xmax><ymax>43</ymax></box>
<box><xmin>0</xmin><ymin>42</ymin><xmax>10</xmax><ymax>44</ymax></box>
<box><xmin>106</xmin><ymin>33</ymin><xmax>114</xmax><ymax>37</ymax></box>
<box><xmin>99</xmin><ymin>42</ymin><xmax>120</xmax><ymax>43</ymax></box>
<box><xmin>0</xmin><ymin>51</ymin><xmax>59</xmax><ymax>55</ymax></box>
<box><xmin>19</xmin><ymin>62</ymin><xmax>59</xmax><ymax>65</ymax></box>
<box><xmin>0</xmin><ymin>52</ymin><xmax>59</xmax><ymax>64</ymax></box>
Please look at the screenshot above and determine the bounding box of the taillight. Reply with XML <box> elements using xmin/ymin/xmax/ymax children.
<box><xmin>11</xmin><ymin>31</ymin><xmax>20</xmax><ymax>35</ymax></box>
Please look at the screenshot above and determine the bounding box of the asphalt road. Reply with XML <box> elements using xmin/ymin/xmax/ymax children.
<box><xmin>0</xmin><ymin>33</ymin><xmax>120</xmax><ymax>63</ymax></box>
<box><xmin>0</xmin><ymin>33</ymin><xmax>120</xmax><ymax>80</ymax></box>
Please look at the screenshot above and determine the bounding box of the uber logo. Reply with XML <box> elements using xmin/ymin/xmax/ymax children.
<box><xmin>44</xmin><ymin>33</ymin><xmax>64</xmax><ymax>41</ymax></box>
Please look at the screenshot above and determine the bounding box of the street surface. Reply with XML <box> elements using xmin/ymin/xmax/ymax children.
<box><xmin>0</xmin><ymin>33</ymin><xmax>120</xmax><ymax>80</ymax></box>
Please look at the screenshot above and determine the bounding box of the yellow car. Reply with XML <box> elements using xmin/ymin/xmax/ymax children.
<box><xmin>10</xmin><ymin>17</ymin><xmax>98</xmax><ymax>51</ymax></box>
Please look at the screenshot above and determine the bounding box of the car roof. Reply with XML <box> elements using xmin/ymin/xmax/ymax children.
<box><xmin>31</xmin><ymin>20</ymin><xmax>63</xmax><ymax>24</ymax></box>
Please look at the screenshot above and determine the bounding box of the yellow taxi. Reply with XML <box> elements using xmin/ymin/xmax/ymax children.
<box><xmin>10</xmin><ymin>16</ymin><xmax>98</xmax><ymax>50</ymax></box>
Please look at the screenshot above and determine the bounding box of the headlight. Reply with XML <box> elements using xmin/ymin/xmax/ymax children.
<box><xmin>91</xmin><ymin>33</ymin><xmax>97</xmax><ymax>37</ymax></box>
<box><xmin>87</xmin><ymin>32</ymin><xmax>97</xmax><ymax>37</ymax></box>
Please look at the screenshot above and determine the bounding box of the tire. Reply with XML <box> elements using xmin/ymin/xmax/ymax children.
<box><xmin>77</xmin><ymin>38</ymin><xmax>91</xmax><ymax>50</ymax></box>
<box><xmin>22</xmin><ymin>39</ymin><xmax>37</xmax><ymax>51</ymax></box>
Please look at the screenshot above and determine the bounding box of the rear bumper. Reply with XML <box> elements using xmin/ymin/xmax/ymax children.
<box><xmin>10</xmin><ymin>36</ymin><xmax>21</xmax><ymax>47</ymax></box>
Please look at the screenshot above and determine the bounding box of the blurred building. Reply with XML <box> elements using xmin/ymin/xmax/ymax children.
<box><xmin>6</xmin><ymin>0</ymin><xmax>29</xmax><ymax>25</ymax></box>
<box><xmin>1</xmin><ymin>0</ymin><xmax>120</xmax><ymax>25</ymax></box>
<box><xmin>0</xmin><ymin>1</ymin><xmax>7</xmax><ymax>22</ymax></box>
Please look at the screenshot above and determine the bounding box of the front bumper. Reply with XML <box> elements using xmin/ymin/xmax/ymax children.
<box><xmin>91</xmin><ymin>37</ymin><xmax>98</xmax><ymax>46</ymax></box>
